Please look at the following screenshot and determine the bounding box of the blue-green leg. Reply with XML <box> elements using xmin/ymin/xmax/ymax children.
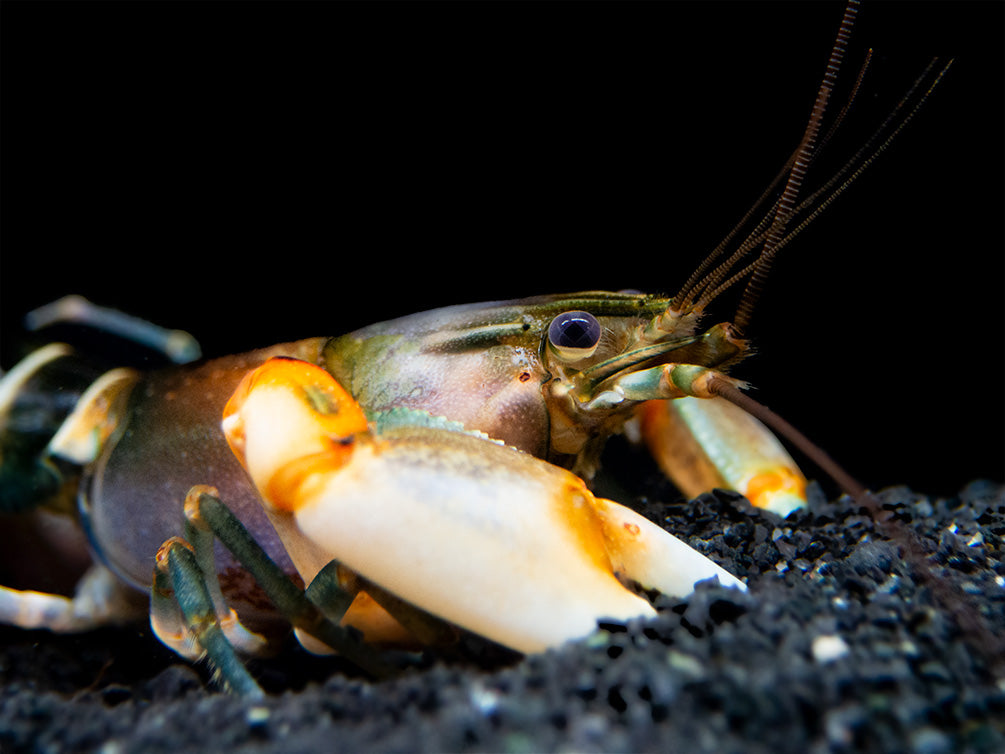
<box><xmin>178</xmin><ymin>487</ymin><xmax>394</xmax><ymax>681</ymax></box>
<box><xmin>154</xmin><ymin>538</ymin><xmax>264</xmax><ymax>697</ymax></box>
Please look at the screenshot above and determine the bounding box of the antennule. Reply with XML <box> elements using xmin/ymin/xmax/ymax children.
<box><xmin>732</xmin><ymin>0</ymin><xmax>859</xmax><ymax>335</ymax></box>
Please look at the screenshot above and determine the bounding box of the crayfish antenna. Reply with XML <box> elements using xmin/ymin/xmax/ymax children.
<box><xmin>731</xmin><ymin>0</ymin><xmax>859</xmax><ymax>336</ymax></box>
<box><xmin>673</xmin><ymin>2</ymin><xmax>952</xmax><ymax>331</ymax></box>
<box><xmin>706</xmin><ymin>376</ymin><xmax>1005</xmax><ymax>679</ymax></box>
<box><xmin>705</xmin><ymin>376</ymin><xmax>867</xmax><ymax>501</ymax></box>
<box><xmin>671</xmin><ymin>1</ymin><xmax>860</xmax><ymax>321</ymax></box>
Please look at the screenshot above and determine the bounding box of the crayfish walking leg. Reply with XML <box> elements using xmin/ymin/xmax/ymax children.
<box><xmin>150</xmin><ymin>486</ymin><xmax>394</xmax><ymax>694</ymax></box>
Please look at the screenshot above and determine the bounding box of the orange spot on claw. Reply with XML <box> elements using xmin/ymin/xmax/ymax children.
<box><xmin>745</xmin><ymin>469</ymin><xmax>806</xmax><ymax>509</ymax></box>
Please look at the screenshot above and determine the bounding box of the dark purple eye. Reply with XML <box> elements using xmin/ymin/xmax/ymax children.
<box><xmin>548</xmin><ymin>311</ymin><xmax>601</xmax><ymax>360</ymax></box>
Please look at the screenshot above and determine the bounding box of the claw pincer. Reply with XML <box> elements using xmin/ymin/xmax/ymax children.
<box><xmin>222</xmin><ymin>357</ymin><xmax>745</xmax><ymax>655</ymax></box>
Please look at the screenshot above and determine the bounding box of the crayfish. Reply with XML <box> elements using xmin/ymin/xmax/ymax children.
<box><xmin>0</xmin><ymin>1</ymin><xmax>954</xmax><ymax>696</ymax></box>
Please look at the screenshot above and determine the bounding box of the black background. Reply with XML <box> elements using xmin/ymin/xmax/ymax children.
<box><xmin>1</xmin><ymin>1</ymin><xmax>1002</xmax><ymax>498</ymax></box>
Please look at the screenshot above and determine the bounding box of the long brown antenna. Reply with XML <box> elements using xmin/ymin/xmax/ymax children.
<box><xmin>708</xmin><ymin>371</ymin><xmax>1005</xmax><ymax>676</ymax></box>
<box><xmin>731</xmin><ymin>0</ymin><xmax>859</xmax><ymax>336</ymax></box>
<box><xmin>677</xmin><ymin>52</ymin><xmax>950</xmax><ymax>316</ymax></box>
<box><xmin>706</xmin><ymin>376</ymin><xmax>867</xmax><ymax>500</ymax></box>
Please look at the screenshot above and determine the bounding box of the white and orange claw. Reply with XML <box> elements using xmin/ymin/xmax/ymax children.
<box><xmin>639</xmin><ymin>396</ymin><xmax>808</xmax><ymax>517</ymax></box>
<box><xmin>223</xmin><ymin>357</ymin><xmax>746</xmax><ymax>655</ymax></box>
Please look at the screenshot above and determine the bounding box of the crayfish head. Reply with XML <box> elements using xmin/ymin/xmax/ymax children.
<box><xmin>222</xmin><ymin>357</ymin><xmax>368</xmax><ymax>512</ymax></box>
<box><xmin>541</xmin><ymin>298</ymin><xmax>748</xmax><ymax>469</ymax></box>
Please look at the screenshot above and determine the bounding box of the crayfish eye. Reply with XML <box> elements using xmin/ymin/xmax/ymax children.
<box><xmin>548</xmin><ymin>311</ymin><xmax>602</xmax><ymax>360</ymax></box>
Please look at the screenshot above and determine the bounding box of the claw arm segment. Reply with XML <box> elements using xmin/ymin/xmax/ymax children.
<box><xmin>640</xmin><ymin>396</ymin><xmax>807</xmax><ymax>516</ymax></box>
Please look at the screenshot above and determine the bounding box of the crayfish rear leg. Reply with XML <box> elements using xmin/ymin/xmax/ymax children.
<box><xmin>0</xmin><ymin>562</ymin><xmax>145</xmax><ymax>633</ymax></box>
<box><xmin>151</xmin><ymin>485</ymin><xmax>395</xmax><ymax>694</ymax></box>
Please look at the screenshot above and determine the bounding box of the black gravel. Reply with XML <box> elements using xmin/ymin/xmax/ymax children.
<box><xmin>2</xmin><ymin>479</ymin><xmax>1004</xmax><ymax>754</ymax></box>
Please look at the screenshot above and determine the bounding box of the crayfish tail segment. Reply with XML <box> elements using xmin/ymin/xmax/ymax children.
<box><xmin>639</xmin><ymin>396</ymin><xmax>807</xmax><ymax>517</ymax></box>
<box><xmin>224</xmin><ymin>357</ymin><xmax>748</xmax><ymax>656</ymax></box>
